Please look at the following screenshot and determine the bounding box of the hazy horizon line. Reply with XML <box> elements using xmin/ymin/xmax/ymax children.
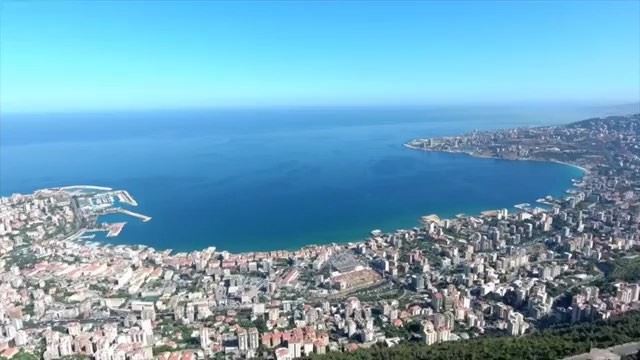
<box><xmin>2</xmin><ymin>100</ymin><xmax>639</xmax><ymax>117</ymax></box>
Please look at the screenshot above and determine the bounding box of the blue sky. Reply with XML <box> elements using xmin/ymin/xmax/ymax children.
<box><xmin>1</xmin><ymin>1</ymin><xmax>639</xmax><ymax>112</ymax></box>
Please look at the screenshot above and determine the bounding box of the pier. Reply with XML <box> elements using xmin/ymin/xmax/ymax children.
<box><xmin>116</xmin><ymin>208</ymin><xmax>152</xmax><ymax>222</ymax></box>
<box><xmin>100</xmin><ymin>206</ymin><xmax>152</xmax><ymax>223</ymax></box>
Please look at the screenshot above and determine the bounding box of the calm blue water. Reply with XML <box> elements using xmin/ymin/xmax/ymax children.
<box><xmin>0</xmin><ymin>106</ymin><xmax>590</xmax><ymax>252</ymax></box>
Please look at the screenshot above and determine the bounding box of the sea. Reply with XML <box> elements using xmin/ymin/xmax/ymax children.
<box><xmin>0</xmin><ymin>106</ymin><xmax>606</xmax><ymax>252</ymax></box>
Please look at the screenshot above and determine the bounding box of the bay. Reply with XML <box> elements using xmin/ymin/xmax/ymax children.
<box><xmin>0</xmin><ymin>106</ymin><xmax>592</xmax><ymax>252</ymax></box>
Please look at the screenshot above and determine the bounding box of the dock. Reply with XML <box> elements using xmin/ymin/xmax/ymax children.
<box><xmin>106</xmin><ymin>222</ymin><xmax>127</xmax><ymax>237</ymax></box>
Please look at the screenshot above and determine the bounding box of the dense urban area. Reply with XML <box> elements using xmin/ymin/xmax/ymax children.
<box><xmin>1</xmin><ymin>114</ymin><xmax>639</xmax><ymax>360</ymax></box>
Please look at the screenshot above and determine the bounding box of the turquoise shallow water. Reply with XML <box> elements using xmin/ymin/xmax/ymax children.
<box><xmin>0</xmin><ymin>107</ymin><xmax>588</xmax><ymax>252</ymax></box>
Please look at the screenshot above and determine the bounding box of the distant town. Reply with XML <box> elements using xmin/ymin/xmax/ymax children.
<box><xmin>1</xmin><ymin>114</ymin><xmax>639</xmax><ymax>360</ymax></box>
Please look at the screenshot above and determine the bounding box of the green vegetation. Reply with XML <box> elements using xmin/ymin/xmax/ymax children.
<box><xmin>152</xmin><ymin>345</ymin><xmax>176</xmax><ymax>356</ymax></box>
<box><xmin>0</xmin><ymin>350</ymin><xmax>39</xmax><ymax>360</ymax></box>
<box><xmin>179</xmin><ymin>325</ymin><xmax>194</xmax><ymax>343</ymax></box>
<box><xmin>5</xmin><ymin>247</ymin><xmax>39</xmax><ymax>269</ymax></box>
<box><xmin>381</xmin><ymin>320</ymin><xmax>423</xmax><ymax>339</ymax></box>
<box><xmin>22</xmin><ymin>303</ymin><xmax>35</xmax><ymax>316</ymax></box>
<box><xmin>237</xmin><ymin>317</ymin><xmax>268</xmax><ymax>332</ymax></box>
<box><xmin>253</xmin><ymin>317</ymin><xmax>268</xmax><ymax>333</ymax></box>
<box><xmin>354</xmin><ymin>288</ymin><xmax>402</xmax><ymax>302</ymax></box>
<box><xmin>604</xmin><ymin>256</ymin><xmax>640</xmax><ymax>282</ymax></box>
<box><xmin>159</xmin><ymin>324</ymin><xmax>198</xmax><ymax>346</ymax></box>
<box><xmin>309</xmin><ymin>312</ymin><xmax>640</xmax><ymax>360</ymax></box>
<box><xmin>382</xmin><ymin>324</ymin><xmax>409</xmax><ymax>339</ymax></box>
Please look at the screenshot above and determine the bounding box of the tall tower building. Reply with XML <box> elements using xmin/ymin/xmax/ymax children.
<box><xmin>200</xmin><ymin>327</ymin><xmax>210</xmax><ymax>350</ymax></box>
<box><xmin>248</xmin><ymin>328</ymin><xmax>259</xmax><ymax>350</ymax></box>
<box><xmin>237</xmin><ymin>328</ymin><xmax>248</xmax><ymax>352</ymax></box>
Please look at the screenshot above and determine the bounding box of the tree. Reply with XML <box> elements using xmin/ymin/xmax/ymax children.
<box><xmin>308</xmin><ymin>311</ymin><xmax>640</xmax><ymax>360</ymax></box>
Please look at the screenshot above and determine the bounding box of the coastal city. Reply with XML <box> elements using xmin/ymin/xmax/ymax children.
<box><xmin>1</xmin><ymin>113</ymin><xmax>639</xmax><ymax>360</ymax></box>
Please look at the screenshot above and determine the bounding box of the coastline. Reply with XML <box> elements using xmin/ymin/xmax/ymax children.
<box><xmin>24</xmin><ymin>145</ymin><xmax>583</xmax><ymax>256</ymax></box>
<box><xmin>548</xmin><ymin>160</ymin><xmax>589</xmax><ymax>174</ymax></box>
<box><xmin>2</xmin><ymin>124</ymin><xmax>595</xmax><ymax>256</ymax></box>
<box><xmin>404</xmin><ymin>143</ymin><xmax>590</xmax><ymax>174</ymax></box>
